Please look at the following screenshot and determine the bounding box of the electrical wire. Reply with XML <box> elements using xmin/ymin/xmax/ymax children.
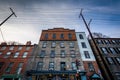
<box><xmin>0</xmin><ymin>28</ymin><xmax>5</xmax><ymax>42</ymax></box>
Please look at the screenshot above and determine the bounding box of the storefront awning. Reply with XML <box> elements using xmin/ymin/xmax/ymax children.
<box><xmin>27</xmin><ymin>70</ymin><xmax>86</xmax><ymax>75</ymax></box>
<box><xmin>1</xmin><ymin>74</ymin><xmax>22</xmax><ymax>78</ymax></box>
<box><xmin>90</xmin><ymin>73</ymin><xmax>101</xmax><ymax>79</ymax></box>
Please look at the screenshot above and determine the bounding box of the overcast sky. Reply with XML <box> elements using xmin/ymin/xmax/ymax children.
<box><xmin>0</xmin><ymin>0</ymin><xmax>120</xmax><ymax>44</ymax></box>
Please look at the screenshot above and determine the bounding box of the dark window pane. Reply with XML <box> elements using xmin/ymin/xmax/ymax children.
<box><xmin>88</xmin><ymin>63</ymin><xmax>94</xmax><ymax>71</ymax></box>
<box><xmin>60</xmin><ymin>34</ymin><xmax>64</xmax><ymax>39</ymax></box>
<box><xmin>68</xmin><ymin>33</ymin><xmax>72</xmax><ymax>39</ymax></box>
<box><xmin>60</xmin><ymin>62</ymin><xmax>66</xmax><ymax>71</ymax></box>
<box><xmin>61</xmin><ymin>50</ymin><xmax>65</xmax><ymax>58</ymax></box>
<box><xmin>37</xmin><ymin>62</ymin><xmax>43</xmax><ymax>70</ymax></box>
<box><xmin>40</xmin><ymin>50</ymin><xmax>45</xmax><ymax>58</ymax></box>
<box><xmin>79</xmin><ymin>34</ymin><xmax>83</xmax><ymax>39</ymax></box>
<box><xmin>49</xmin><ymin>62</ymin><xmax>54</xmax><ymax>70</ymax></box>
<box><xmin>81</xmin><ymin>42</ymin><xmax>87</xmax><ymax>48</ymax></box>
<box><xmin>50</xmin><ymin>50</ymin><xmax>55</xmax><ymax>58</ymax></box>
<box><xmin>84</xmin><ymin>51</ymin><xmax>90</xmax><ymax>58</ymax></box>
<box><xmin>45</xmin><ymin>33</ymin><xmax>48</xmax><ymax>39</ymax></box>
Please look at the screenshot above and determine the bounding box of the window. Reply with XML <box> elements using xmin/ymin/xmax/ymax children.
<box><xmin>0</xmin><ymin>52</ymin><xmax>2</xmax><ymax>55</ymax></box>
<box><xmin>4</xmin><ymin>52</ymin><xmax>11</xmax><ymax>58</ymax></box>
<box><xmin>45</xmin><ymin>33</ymin><xmax>48</xmax><ymax>39</ymax></box>
<box><xmin>18</xmin><ymin>46</ymin><xmax>22</xmax><ymax>50</ymax></box>
<box><xmin>84</xmin><ymin>51</ymin><xmax>90</xmax><ymax>58</ymax></box>
<box><xmin>37</xmin><ymin>62</ymin><xmax>43</xmax><ymax>70</ymax></box>
<box><xmin>69</xmin><ymin>42</ymin><xmax>74</xmax><ymax>48</ymax></box>
<box><xmin>0</xmin><ymin>46</ymin><xmax>6</xmax><ymax>50</ymax></box>
<box><xmin>6</xmin><ymin>62</ymin><xmax>14</xmax><ymax>72</ymax></box>
<box><xmin>51</xmin><ymin>42</ymin><xmax>56</xmax><ymax>48</ymax></box>
<box><xmin>9</xmin><ymin>46</ymin><xmax>14</xmax><ymax>50</ymax></box>
<box><xmin>14</xmin><ymin>52</ymin><xmax>19</xmax><ymax>58</ymax></box>
<box><xmin>115</xmin><ymin>57</ymin><xmax>120</xmax><ymax>64</ymax></box>
<box><xmin>42</xmin><ymin>42</ymin><xmax>47</xmax><ymax>48</ymax></box>
<box><xmin>88</xmin><ymin>62</ymin><xmax>94</xmax><ymax>71</ymax></box>
<box><xmin>0</xmin><ymin>62</ymin><xmax>4</xmax><ymax>70</ymax></box>
<box><xmin>16</xmin><ymin>63</ymin><xmax>23</xmax><ymax>74</ymax></box>
<box><xmin>61</xmin><ymin>50</ymin><xmax>65</xmax><ymax>58</ymax></box>
<box><xmin>53</xmin><ymin>33</ymin><xmax>56</xmax><ymax>39</ymax></box>
<box><xmin>49</xmin><ymin>62</ymin><xmax>54</xmax><ymax>70</ymax></box>
<box><xmin>26</xmin><ymin>47</ymin><xmax>30</xmax><ymax>50</ymax></box>
<box><xmin>60</xmin><ymin>62</ymin><xmax>66</xmax><ymax>71</ymax></box>
<box><xmin>117</xmin><ymin>48</ymin><xmax>120</xmax><ymax>52</ymax></box>
<box><xmin>101</xmin><ymin>47</ymin><xmax>108</xmax><ymax>54</ymax></box>
<box><xmin>104</xmin><ymin>40</ymin><xmax>110</xmax><ymax>44</ymax></box>
<box><xmin>79</xmin><ymin>34</ymin><xmax>84</xmax><ymax>39</ymax></box>
<box><xmin>109</xmin><ymin>48</ymin><xmax>116</xmax><ymax>54</ymax></box>
<box><xmin>60</xmin><ymin>42</ymin><xmax>64</xmax><ymax>48</ymax></box>
<box><xmin>71</xmin><ymin>62</ymin><xmax>77</xmax><ymax>70</ymax></box>
<box><xmin>112</xmin><ymin>40</ymin><xmax>116</xmax><ymax>44</ymax></box>
<box><xmin>97</xmin><ymin>40</ymin><xmax>103</xmax><ymax>44</ymax></box>
<box><xmin>68</xmin><ymin>33</ymin><xmax>72</xmax><ymax>39</ymax></box>
<box><xmin>106</xmin><ymin>57</ymin><xmax>115</xmax><ymax>65</ymax></box>
<box><xmin>81</xmin><ymin>42</ymin><xmax>87</xmax><ymax>48</ymax></box>
<box><xmin>50</xmin><ymin>50</ymin><xmax>55</xmax><ymax>58</ymax></box>
<box><xmin>60</xmin><ymin>34</ymin><xmax>64</xmax><ymax>39</ymax></box>
<box><xmin>40</xmin><ymin>50</ymin><xmax>45</xmax><ymax>58</ymax></box>
<box><xmin>70</xmin><ymin>50</ymin><xmax>75</xmax><ymax>58</ymax></box>
<box><xmin>22</xmin><ymin>52</ymin><xmax>28</xmax><ymax>58</ymax></box>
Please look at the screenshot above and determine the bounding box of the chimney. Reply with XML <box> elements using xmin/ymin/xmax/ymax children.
<box><xmin>26</xmin><ymin>41</ymin><xmax>31</xmax><ymax>45</ymax></box>
<box><xmin>1</xmin><ymin>42</ymin><xmax>7</xmax><ymax>45</ymax></box>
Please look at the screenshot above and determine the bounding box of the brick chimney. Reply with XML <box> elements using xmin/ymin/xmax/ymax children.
<box><xmin>1</xmin><ymin>42</ymin><xmax>7</xmax><ymax>45</ymax></box>
<box><xmin>26</xmin><ymin>41</ymin><xmax>31</xmax><ymax>45</ymax></box>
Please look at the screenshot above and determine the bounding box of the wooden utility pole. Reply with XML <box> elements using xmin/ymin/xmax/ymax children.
<box><xmin>79</xmin><ymin>9</ymin><xmax>114</xmax><ymax>80</ymax></box>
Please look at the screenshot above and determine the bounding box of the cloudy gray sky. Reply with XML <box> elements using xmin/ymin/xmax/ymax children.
<box><xmin>0</xmin><ymin>0</ymin><xmax>120</xmax><ymax>44</ymax></box>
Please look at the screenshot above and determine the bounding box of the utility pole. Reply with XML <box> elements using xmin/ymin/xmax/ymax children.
<box><xmin>79</xmin><ymin>9</ymin><xmax>114</xmax><ymax>80</ymax></box>
<box><xmin>0</xmin><ymin>8</ymin><xmax>17</xmax><ymax>27</ymax></box>
<box><xmin>0</xmin><ymin>8</ymin><xmax>17</xmax><ymax>42</ymax></box>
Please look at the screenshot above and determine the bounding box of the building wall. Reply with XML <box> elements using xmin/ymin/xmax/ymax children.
<box><xmin>76</xmin><ymin>32</ymin><xmax>101</xmax><ymax>78</ymax></box>
<box><xmin>0</xmin><ymin>44</ymin><xmax>34</xmax><ymax>78</ymax></box>
<box><xmin>93</xmin><ymin>38</ymin><xmax>120</xmax><ymax>80</ymax></box>
<box><xmin>34</xmin><ymin>41</ymin><xmax>84</xmax><ymax>71</ymax></box>
<box><xmin>76</xmin><ymin>32</ymin><xmax>95</xmax><ymax>61</ymax></box>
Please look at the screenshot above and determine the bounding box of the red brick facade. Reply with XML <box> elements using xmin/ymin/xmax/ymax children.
<box><xmin>0</xmin><ymin>43</ymin><xmax>34</xmax><ymax>78</ymax></box>
<box><xmin>40</xmin><ymin>28</ymin><xmax>77</xmax><ymax>41</ymax></box>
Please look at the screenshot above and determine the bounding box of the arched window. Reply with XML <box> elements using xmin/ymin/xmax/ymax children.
<box><xmin>79</xmin><ymin>34</ymin><xmax>84</xmax><ymax>39</ymax></box>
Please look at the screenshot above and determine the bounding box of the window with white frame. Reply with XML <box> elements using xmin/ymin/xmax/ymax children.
<box><xmin>9</xmin><ymin>46</ymin><xmax>14</xmax><ymax>50</ymax></box>
<box><xmin>37</xmin><ymin>62</ymin><xmax>43</xmax><ymax>70</ymax></box>
<box><xmin>50</xmin><ymin>50</ymin><xmax>55</xmax><ymax>58</ymax></box>
<box><xmin>26</xmin><ymin>46</ymin><xmax>30</xmax><ymax>50</ymax></box>
<box><xmin>16</xmin><ymin>62</ymin><xmax>23</xmax><ymax>74</ymax></box>
<box><xmin>22</xmin><ymin>52</ymin><xmax>28</xmax><ymax>58</ymax></box>
<box><xmin>18</xmin><ymin>46</ymin><xmax>22</xmax><ymax>50</ymax></box>
<box><xmin>70</xmin><ymin>50</ymin><xmax>75</xmax><ymax>58</ymax></box>
<box><xmin>49</xmin><ymin>62</ymin><xmax>54</xmax><ymax>70</ymax></box>
<box><xmin>0</xmin><ymin>46</ymin><xmax>6</xmax><ymax>50</ymax></box>
<box><xmin>40</xmin><ymin>50</ymin><xmax>45</xmax><ymax>58</ymax></box>
<box><xmin>4</xmin><ymin>52</ymin><xmax>11</xmax><ymax>58</ymax></box>
<box><xmin>71</xmin><ymin>62</ymin><xmax>77</xmax><ymax>70</ymax></box>
<box><xmin>42</xmin><ymin>42</ymin><xmax>47</xmax><ymax>48</ymax></box>
<box><xmin>51</xmin><ymin>42</ymin><xmax>56</xmax><ymax>48</ymax></box>
<box><xmin>60</xmin><ymin>42</ymin><xmax>65</xmax><ymax>48</ymax></box>
<box><xmin>69</xmin><ymin>42</ymin><xmax>74</xmax><ymax>48</ymax></box>
<box><xmin>14</xmin><ymin>52</ymin><xmax>19</xmax><ymax>58</ymax></box>
<box><xmin>61</xmin><ymin>50</ymin><xmax>65</xmax><ymax>58</ymax></box>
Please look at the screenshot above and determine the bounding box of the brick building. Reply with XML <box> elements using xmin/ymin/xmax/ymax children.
<box><xmin>76</xmin><ymin>32</ymin><xmax>101</xmax><ymax>80</ymax></box>
<box><xmin>90</xmin><ymin>38</ymin><xmax>120</xmax><ymax>80</ymax></box>
<box><xmin>0</xmin><ymin>41</ymin><xmax>34</xmax><ymax>80</ymax></box>
<box><xmin>26</xmin><ymin>28</ymin><xmax>86</xmax><ymax>80</ymax></box>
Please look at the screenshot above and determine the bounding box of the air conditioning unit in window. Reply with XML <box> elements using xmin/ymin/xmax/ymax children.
<box><xmin>49</xmin><ymin>68</ymin><xmax>54</xmax><ymax>71</ymax></box>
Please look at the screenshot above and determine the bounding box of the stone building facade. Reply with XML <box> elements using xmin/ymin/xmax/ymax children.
<box><xmin>26</xmin><ymin>28</ymin><xmax>86</xmax><ymax>80</ymax></box>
